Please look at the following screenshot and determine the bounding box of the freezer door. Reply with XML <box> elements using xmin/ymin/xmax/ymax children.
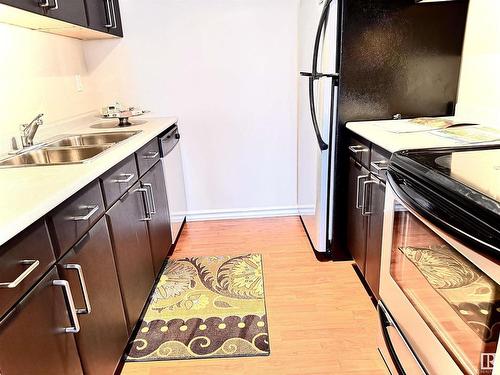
<box><xmin>297</xmin><ymin>0</ymin><xmax>338</xmax><ymax>253</ymax></box>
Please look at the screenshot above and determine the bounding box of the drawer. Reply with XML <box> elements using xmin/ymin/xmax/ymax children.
<box><xmin>347</xmin><ymin>134</ymin><xmax>370</xmax><ymax>167</ymax></box>
<box><xmin>0</xmin><ymin>220</ymin><xmax>56</xmax><ymax>319</ymax></box>
<box><xmin>370</xmin><ymin>145</ymin><xmax>391</xmax><ymax>181</ymax></box>
<box><xmin>48</xmin><ymin>180</ymin><xmax>105</xmax><ymax>257</ymax></box>
<box><xmin>100</xmin><ymin>155</ymin><xmax>139</xmax><ymax>208</ymax></box>
<box><xmin>135</xmin><ymin>138</ymin><xmax>160</xmax><ymax>177</ymax></box>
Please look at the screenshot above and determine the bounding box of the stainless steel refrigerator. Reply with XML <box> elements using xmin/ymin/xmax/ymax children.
<box><xmin>297</xmin><ymin>0</ymin><xmax>469</xmax><ymax>256</ymax></box>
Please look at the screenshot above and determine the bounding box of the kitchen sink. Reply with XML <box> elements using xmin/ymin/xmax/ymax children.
<box><xmin>0</xmin><ymin>145</ymin><xmax>112</xmax><ymax>168</ymax></box>
<box><xmin>44</xmin><ymin>131</ymin><xmax>141</xmax><ymax>148</ymax></box>
<box><xmin>0</xmin><ymin>130</ymin><xmax>142</xmax><ymax>168</ymax></box>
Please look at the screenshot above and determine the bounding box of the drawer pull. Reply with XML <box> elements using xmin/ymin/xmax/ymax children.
<box><xmin>370</xmin><ymin>161</ymin><xmax>389</xmax><ymax>173</ymax></box>
<box><xmin>142</xmin><ymin>151</ymin><xmax>159</xmax><ymax>159</ymax></box>
<box><xmin>349</xmin><ymin>145</ymin><xmax>369</xmax><ymax>155</ymax></box>
<box><xmin>39</xmin><ymin>0</ymin><xmax>57</xmax><ymax>9</ymax></box>
<box><xmin>71</xmin><ymin>205</ymin><xmax>100</xmax><ymax>221</ymax></box>
<box><xmin>63</xmin><ymin>264</ymin><xmax>92</xmax><ymax>315</ymax></box>
<box><xmin>52</xmin><ymin>280</ymin><xmax>80</xmax><ymax>333</ymax></box>
<box><xmin>113</xmin><ymin>173</ymin><xmax>135</xmax><ymax>183</ymax></box>
<box><xmin>0</xmin><ymin>260</ymin><xmax>40</xmax><ymax>289</ymax></box>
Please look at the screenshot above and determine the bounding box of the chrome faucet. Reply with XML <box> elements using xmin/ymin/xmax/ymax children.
<box><xmin>20</xmin><ymin>113</ymin><xmax>44</xmax><ymax>148</ymax></box>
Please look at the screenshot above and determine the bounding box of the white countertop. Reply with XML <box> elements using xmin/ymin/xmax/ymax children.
<box><xmin>345</xmin><ymin>117</ymin><xmax>495</xmax><ymax>153</ymax></box>
<box><xmin>0</xmin><ymin>115</ymin><xmax>177</xmax><ymax>247</ymax></box>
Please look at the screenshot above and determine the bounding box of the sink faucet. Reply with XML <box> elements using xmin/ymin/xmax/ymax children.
<box><xmin>20</xmin><ymin>113</ymin><xmax>44</xmax><ymax>148</ymax></box>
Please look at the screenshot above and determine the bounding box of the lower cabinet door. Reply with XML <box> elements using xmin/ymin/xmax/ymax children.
<box><xmin>364</xmin><ymin>177</ymin><xmax>386</xmax><ymax>299</ymax></box>
<box><xmin>107</xmin><ymin>181</ymin><xmax>155</xmax><ymax>332</ymax></box>
<box><xmin>141</xmin><ymin>162</ymin><xmax>173</xmax><ymax>275</ymax></box>
<box><xmin>346</xmin><ymin>157</ymin><xmax>369</xmax><ymax>274</ymax></box>
<box><xmin>0</xmin><ymin>268</ymin><xmax>83</xmax><ymax>375</ymax></box>
<box><xmin>58</xmin><ymin>217</ymin><xmax>129</xmax><ymax>375</ymax></box>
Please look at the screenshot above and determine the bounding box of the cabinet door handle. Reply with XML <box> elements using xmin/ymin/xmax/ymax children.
<box><xmin>349</xmin><ymin>145</ymin><xmax>369</xmax><ymax>155</ymax></box>
<box><xmin>104</xmin><ymin>0</ymin><xmax>113</xmax><ymax>27</ymax></box>
<box><xmin>361</xmin><ymin>178</ymin><xmax>378</xmax><ymax>216</ymax></box>
<box><xmin>356</xmin><ymin>174</ymin><xmax>369</xmax><ymax>209</ymax></box>
<box><xmin>63</xmin><ymin>264</ymin><xmax>92</xmax><ymax>315</ymax></box>
<box><xmin>0</xmin><ymin>260</ymin><xmax>40</xmax><ymax>289</ymax></box>
<box><xmin>143</xmin><ymin>151</ymin><xmax>159</xmax><ymax>159</ymax></box>
<box><xmin>110</xmin><ymin>0</ymin><xmax>117</xmax><ymax>29</ymax></box>
<box><xmin>113</xmin><ymin>173</ymin><xmax>134</xmax><ymax>183</ymax></box>
<box><xmin>71</xmin><ymin>205</ymin><xmax>100</xmax><ymax>221</ymax></box>
<box><xmin>134</xmin><ymin>188</ymin><xmax>152</xmax><ymax>221</ymax></box>
<box><xmin>52</xmin><ymin>280</ymin><xmax>80</xmax><ymax>334</ymax></box>
<box><xmin>142</xmin><ymin>183</ymin><xmax>157</xmax><ymax>214</ymax></box>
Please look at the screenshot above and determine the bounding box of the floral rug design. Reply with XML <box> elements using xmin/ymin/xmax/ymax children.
<box><xmin>126</xmin><ymin>254</ymin><xmax>270</xmax><ymax>361</ymax></box>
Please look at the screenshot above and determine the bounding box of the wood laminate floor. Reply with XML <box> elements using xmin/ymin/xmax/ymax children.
<box><xmin>121</xmin><ymin>217</ymin><xmax>387</xmax><ymax>375</ymax></box>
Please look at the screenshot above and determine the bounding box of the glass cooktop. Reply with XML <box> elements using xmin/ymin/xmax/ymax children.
<box><xmin>388</xmin><ymin>144</ymin><xmax>500</xmax><ymax>255</ymax></box>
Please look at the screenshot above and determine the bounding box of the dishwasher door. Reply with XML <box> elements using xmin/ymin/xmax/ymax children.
<box><xmin>159</xmin><ymin>125</ymin><xmax>187</xmax><ymax>243</ymax></box>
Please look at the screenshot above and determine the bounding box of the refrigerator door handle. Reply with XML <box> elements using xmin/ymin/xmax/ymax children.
<box><xmin>308</xmin><ymin>76</ymin><xmax>328</xmax><ymax>150</ymax></box>
<box><xmin>302</xmin><ymin>0</ymin><xmax>337</xmax><ymax>152</ymax></box>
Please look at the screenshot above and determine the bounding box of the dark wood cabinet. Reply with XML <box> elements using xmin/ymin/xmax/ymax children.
<box><xmin>141</xmin><ymin>162</ymin><xmax>172</xmax><ymax>275</ymax></box>
<box><xmin>346</xmin><ymin>157</ymin><xmax>369</xmax><ymax>274</ymax></box>
<box><xmin>106</xmin><ymin>181</ymin><xmax>155</xmax><ymax>332</ymax></box>
<box><xmin>48</xmin><ymin>180</ymin><xmax>105</xmax><ymax>257</ymax></box>
<box><xmin>364</xmin><ymin>176</ymin><xmax>385</xmax><ymax>299</ymax></box>
<box><xmin>85</xmin><ymin>0</ymin><xmax>123</xmax><ymax>36</ymax></box>
<box><xmin>0</xmin><ymin>268</ymin><xmax>83</xmax><ymax>375</ymax></box>
<box><xmin>1</xmin><ymin>0</ymin><xmax>86</xmax><ymax>26</ymax></box>
<box><xmin>100</xmin><ymin>155</ymin><xmax>138</xmax><ymax>208</ymax></box>
<box><xmin>44</xmin><ymin>0</ymin><xmax>87</xmax><ymax>26</ymax></box>
<box><xmin>346</xmin><ymin>133</ymin><xmax>390</xmax><ymax>300</ymax></box>
<box><xmin>0</xmin><ymin>0</ymin><xmax>123</xmax><ymax>39</ymax></box>
<box><xmin>136</xmin><ymin>138</ymin><xmax>161</xmax><ymax>177</ymax></box>
<box><xmin>58</xmin><ymin>217</ymin><xmax>128</xmax><ymax>375</ymax></box>
<box><xmin>0</xmin><ymin>0</ymin><xmax>44</xmax><ymax>15</ymax></box>
<box><xmin>0</xmin><ymin>220</ymin><xmax>55</xmax><ymax>319</ymax></box>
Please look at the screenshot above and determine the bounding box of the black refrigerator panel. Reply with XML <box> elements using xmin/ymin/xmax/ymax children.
<box><xmin>338</xmin><ymin>0</ymin><xmax>468</xmax><ymax>124</ymax></box>
<box><xmin>331</xmin><ymin>0</ymin><xmax>469</xmax><ymax>253</ymax></box>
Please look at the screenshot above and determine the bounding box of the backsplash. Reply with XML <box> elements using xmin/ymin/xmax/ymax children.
<box><xmin>0</xmin><ymin>23</ymin><xmax>99</xmax><ymax>154</ymax></box>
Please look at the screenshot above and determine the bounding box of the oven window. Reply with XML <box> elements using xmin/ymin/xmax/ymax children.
<box><xmin>390</xmin><ymin>206</ymin><xmax>499</xmax><ymax>375</ymax></box>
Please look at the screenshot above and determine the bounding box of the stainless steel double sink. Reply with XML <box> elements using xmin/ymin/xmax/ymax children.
<box><xmin>0</xmin><ymin>131</ymin><xmax>141</xmax><ymax>168</ymax></box>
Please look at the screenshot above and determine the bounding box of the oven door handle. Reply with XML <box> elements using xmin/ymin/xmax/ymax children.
<box><xmin>378</xmin><ymin>302</ymin><xmax>428</xmax><ymax>375</ymax></box>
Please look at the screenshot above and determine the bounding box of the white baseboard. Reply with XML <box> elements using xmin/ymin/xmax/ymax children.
<box><xmin>186</xmin><ymin>206</ymin><xmax>299</xmax><ymax>222</ymax></box>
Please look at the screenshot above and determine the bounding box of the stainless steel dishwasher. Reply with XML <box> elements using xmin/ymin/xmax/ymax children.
<box><xmin>159</xmin><ymin>125</ymin><xmax>187</xmax><ymax>243</ymax></box>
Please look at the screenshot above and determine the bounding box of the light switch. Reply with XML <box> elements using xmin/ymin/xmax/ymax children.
<box><xmin>75</xmin><ymin>74</ymin><xmax>84</xmax><ymax>92</ymax></box>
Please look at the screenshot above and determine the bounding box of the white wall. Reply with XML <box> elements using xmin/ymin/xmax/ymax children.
<box><xmin>456</xmin><ymin>0</ymin><xmax>500</xmax><ymax>122</ymax></box>
<box><xmin>0</xmin><ymin>23</ymin><xmax>98</xmax><ymax>154</ymax></box>
<box><xmin>83</xmin><ymin>0</ymin><xmax>300</xmax><ymax>218</ymax></box>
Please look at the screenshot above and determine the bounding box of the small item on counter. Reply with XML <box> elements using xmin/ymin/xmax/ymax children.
<box><xmin>432</xmin><ymin>125</ymin><xmax>500</xmax><ymax>144</ymax></box>
<box><xmin>100</xmin><ymin>102</ymin><xmax>149</xmax><ymax>127</ymax></box>
<box><xmin>376</xmin><ymin>117</ymin><xmax>479</xmax><ymax>134</ymax></box>
<box><xmin>409</xmin><ymin>117</ymin><xmax>454</xmax><ymax>128</ymax></box>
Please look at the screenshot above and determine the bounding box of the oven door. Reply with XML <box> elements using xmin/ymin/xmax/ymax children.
<box><xmin>379</xmin><ymin>174</ymin><xmax>499</xmax><ymax>375</ymax></box>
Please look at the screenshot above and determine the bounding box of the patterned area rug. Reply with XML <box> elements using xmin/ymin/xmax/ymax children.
<box><xmin>126</xmin><ymin>254</ymin><xmax>270</xmax><ymax>361</ymax></box>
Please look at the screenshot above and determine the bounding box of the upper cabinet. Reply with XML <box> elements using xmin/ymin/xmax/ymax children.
<box><xmin>85</xmin><ymin>0</ymin><xmax>122</xmax><ymax>37</ymax></box>
<box><xmin>0</xmin><ymin>0</ymin><xmax>123</xmax><ymax>40</ymax></box>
